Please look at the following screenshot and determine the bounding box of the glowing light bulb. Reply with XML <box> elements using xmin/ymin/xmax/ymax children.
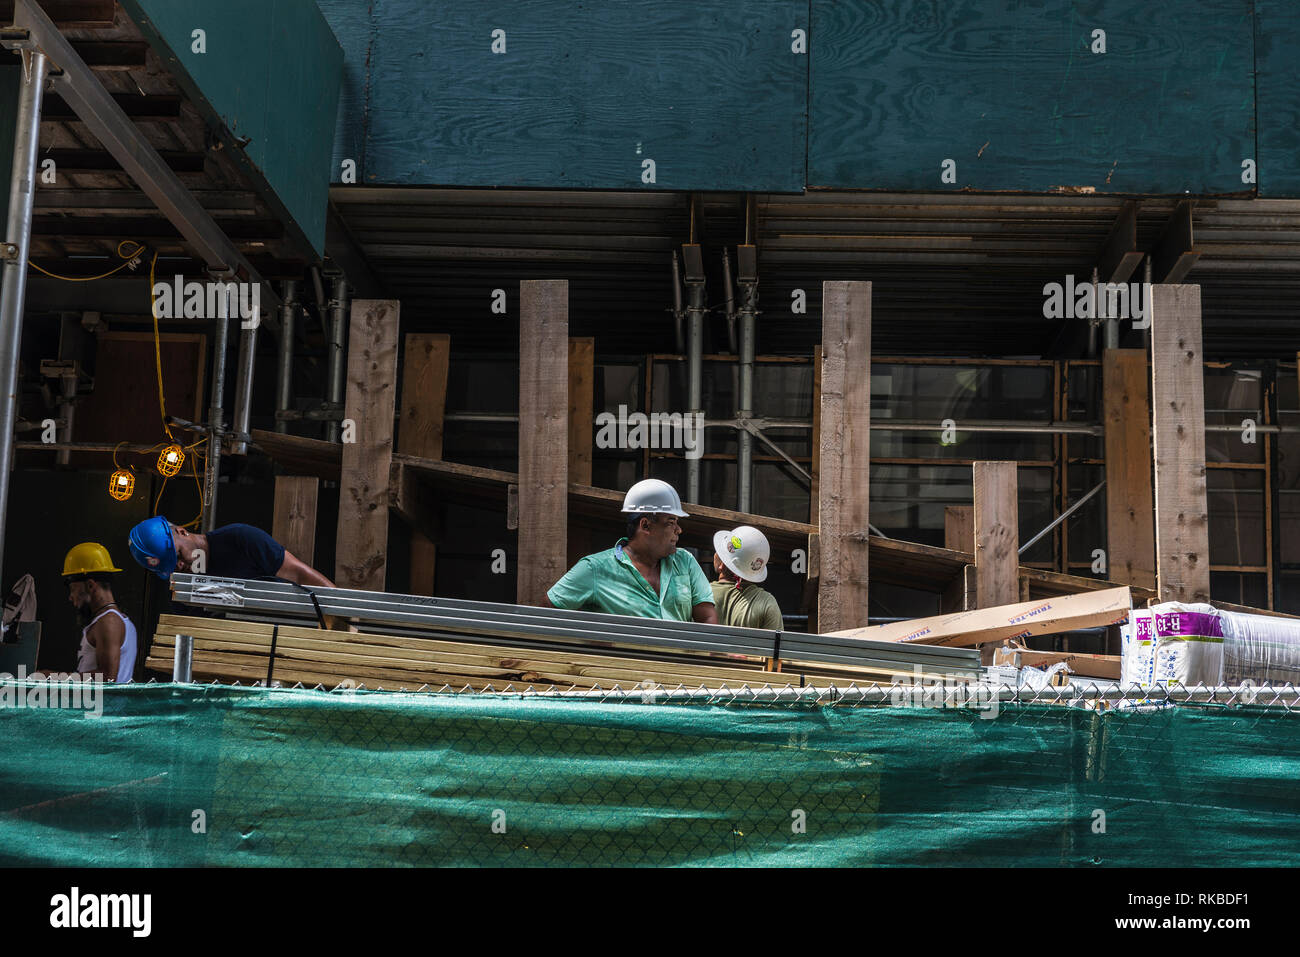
<box><xmin>158</xmin><ymin>444</ymin><xmax>185</xmax><ymax>477</ymax></box>
<box><xmin>109</xmin><ymin>469</ymin><xmax>135</xmax><ymax>501</ymax></box>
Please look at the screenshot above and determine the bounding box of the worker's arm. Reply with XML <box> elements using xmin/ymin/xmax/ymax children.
<box><xmin>90</xmin><ymin>613</ymin><xmax>124</xmax><ymax>681</ymax></box>
<box><xmin>276</xmin><ymin>550</ymin><xmax>335</xmax><ymax>588</ymax></box>
<box><xmin>691</xmin><ymin>601</ymin><xmax>718</xmax><ymax>625</ymax></box>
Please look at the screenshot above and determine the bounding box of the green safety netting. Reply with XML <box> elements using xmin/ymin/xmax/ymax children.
<box><xmin>1</xmin><ymin>681</ymin><xmax>1298</xmax><ymax>866</ymax></box>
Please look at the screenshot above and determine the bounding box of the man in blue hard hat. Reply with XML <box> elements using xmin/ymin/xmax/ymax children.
<box><xmin>127</xmin><ymin>516</ymin><xmax>334</xmax><ymax>587</ymax></box>
<box><xmin>545</xmin><ymin>478</ymin><xmax>717</xmax><ymax>624</ymax></box>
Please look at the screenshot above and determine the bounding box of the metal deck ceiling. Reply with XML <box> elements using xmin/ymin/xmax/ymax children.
<box><xmin>330</xmin><ymin>188</ymin><xmax>1300</xmax><ymax>359</ymax></box>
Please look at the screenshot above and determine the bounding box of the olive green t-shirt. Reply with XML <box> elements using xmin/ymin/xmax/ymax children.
<box><xmin>710</xmin><ymin>580</ymin><xmax>783</xmax><ymax>630</ymax></box>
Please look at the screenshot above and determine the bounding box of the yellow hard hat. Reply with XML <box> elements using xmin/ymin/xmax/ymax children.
<box><xmin>62</xmin><ymin>542</ymin><xmax>122</xmax><ymax>577</ymax></box>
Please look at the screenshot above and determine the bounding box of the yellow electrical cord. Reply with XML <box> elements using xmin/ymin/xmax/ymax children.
<box><xmin>29</xmin><ymin>240</ymin><xmax>146</xmax><ymax>282</ymax></box>
<box><xmin>147</xmin><ymin>250</ymin><xmax>175</xmax><ymax>442</ymax></box>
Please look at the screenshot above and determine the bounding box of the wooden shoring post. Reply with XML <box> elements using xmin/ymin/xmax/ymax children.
<box><xmin>810</xmin><ymin>345</ymin><xmax>822</xmax><ymax>525</ymax></box>
<box><xmin>399</xmin><ymin>333</ymin><xmax>450</xmax><ymax>595</ymax></box>
<box><xmin>944</xmin><ymin>505</ymin><xmax>974</xmax><ymax>553</ymax></box>
<box><xmin>518</xmin><ymin>280</ymin><xmax>569</xmax><ymax>607</ymax></box>
<box><xmin>974</xmin><ymin>461</ymin><xmax>1018</xmax><ymax>662</ymax></box>
<box><xmin>1102</xmin><ymin>348</ymin><xmax>1155</xmax><ymax>590</ymax></box>
<box><xmin>568</xmin><ymin>337</ymin><xmax>595</xmax><ymax>566</ymax></box>
<box><xmin>1150</xmin><ymin>284</ymin><xmax>1210</xmax><ymax>603</ymax></box>
<box><xmin>334</xmin><ymin>300</ymin><xmax>400</xmax><ymax>590</ymax></box>
<box><xmin>817</xmin><ymin>281</ymin><xmax>871</xmax><ymax>633</ymax></box>
<box><xmin>272</xmin><ymin>476</ymin><xmax>318</xmax><ymax>566</ymax></box>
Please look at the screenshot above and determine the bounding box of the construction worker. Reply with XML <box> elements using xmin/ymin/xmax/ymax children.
<box><xmin>127</xmin><ymin>516</ymin><xmax>334</xmax><ymax>587</ymax></box>
<box><xmin>546</xmin><ymin>478</ymin><xmax>717</xmax><ymax>623</ymax></box>
<box><xmin>711</xmin><ymin>525</ymin><xmax>783</xmax><ymax>630</ymax></box>
<box><xmin>62</xmin><ymin>543</ymin><xmax>137</xmax><ymax>683</ymax></box>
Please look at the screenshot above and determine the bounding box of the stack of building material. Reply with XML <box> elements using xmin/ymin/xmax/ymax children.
<box><xmin>1122</xmin><ymin>603</ymin><xmax>1300</xmax><ymax>687</ymax></box>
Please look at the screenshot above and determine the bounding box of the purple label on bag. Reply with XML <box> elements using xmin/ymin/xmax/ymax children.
<box><xmin>1153</xmin><ymin>611</ymin><xmax>1222</xmax><ymax>639</ymax></box>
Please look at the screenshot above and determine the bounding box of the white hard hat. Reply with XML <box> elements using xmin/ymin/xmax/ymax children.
<box><xmin>621</xmin><ymin>478</ymin><xmax>688</xmax><ymax>517</ymax></box>
<box><xmin>713</xmin><ymin>525</ymin><xmax>770</xmax><ymax>583</ymax></box>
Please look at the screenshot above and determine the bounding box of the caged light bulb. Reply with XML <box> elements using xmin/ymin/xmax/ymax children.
<box><xmin>158</xmin><ymin>444</ymin><xmax>185</xmax><ymax>477</ymax></box>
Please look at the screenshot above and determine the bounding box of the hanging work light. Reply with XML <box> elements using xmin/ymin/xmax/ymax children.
<box><xmin>108</xmin><ymin>469</ymin><xmax>135</xmax><ymax>501</ymax></box>
<box><xmin>158</xmin><ymin>444</ymin><xmax>185</xmax><ymax>477</ymax></box>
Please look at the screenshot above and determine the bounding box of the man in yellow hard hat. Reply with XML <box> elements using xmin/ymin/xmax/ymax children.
<box><xmin>62</xmin><ymin>542</ymin><xmax>137</xmax><ymax>683</ymax></box>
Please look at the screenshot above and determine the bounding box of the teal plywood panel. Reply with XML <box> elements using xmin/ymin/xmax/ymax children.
<box><xmin>1255</xmin><ymin>1</ymin><xmax>1300</xmax><ymax>197</ymax></box>
<box><xmin>810</xmin><ymin>0</ymin><xmax>1256</xmax><ymax>195</ymax></box>
<box><xmin>120</xmin><ymin>0</ymin><xmax>343</xmax><ymax>256</ymax></box>
<box><xmin>322</xmin><ymin>0</ymin><xmax>808</xmax><ymax>191</ymax></box>
<box><xmin>314</xmin><ymin>0</ymin><xmax>373</xmax><ymax>182</ymax></box>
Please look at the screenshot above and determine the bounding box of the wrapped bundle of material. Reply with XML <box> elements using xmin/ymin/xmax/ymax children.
<box><xmin>1120</xmin><ymin>609</ymin><xmax>1156</xmax><ymax>686</ymax></box>
<box><xmin>1218</xmin><ymin>609</ymin><xmax>1300</xmax><ymax>685</ymax></box>
<box><xmin>1149</xmin><ymin>603</ymin><xmax>1224</xmax><ymax>687</ymax></box>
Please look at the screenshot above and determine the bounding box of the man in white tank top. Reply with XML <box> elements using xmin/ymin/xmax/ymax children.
<box><xmin>61</xmin><ymin>542</ymin><xmax>137</xmax><ymax>684</ymax></box>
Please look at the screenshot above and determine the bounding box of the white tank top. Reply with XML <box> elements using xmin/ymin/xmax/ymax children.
<box><xmin>75</xmin><ymin>607</ymin><xmax>137</xmax><ymax>684</ymax></box>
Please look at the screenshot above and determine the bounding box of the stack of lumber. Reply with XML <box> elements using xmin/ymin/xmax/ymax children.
<box><xmin>146</xmin><ymin>614</ymin><xmax>930</xmax><ymax>691</ymax></box>
<box><xmin>828</xmin><ymin>586</ymin><xmax>1132</xmax><ymax>680</ymax></box>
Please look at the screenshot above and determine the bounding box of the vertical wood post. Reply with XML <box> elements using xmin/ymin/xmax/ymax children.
<box><xmin>399</xmin><ymin>333</ymin><xmax>450</xmax><ymax>595</ymax></box>
<box><xmin>567</xmin><ymin>337</ymin><xmax>595</xmax><ymax>566</ymax></box>
<box><xmin>810</xmin><ymin>344</ymin><xmax>822</xmax><ymax>525</ymax></box>
<box><xmin>944</xmin><ymin>505</ymin><xmax>974</xmax><ymax>553</ymax></box>
<box><xmin>334</xmin><ymin>299</ymin><xmax>400</xmax><ymax>590</ymax></box>
<box><xmin>1103</xmin><ymin>348</ymin><xmax>1156</xmax><ymax>590</ymax></box>
<box><xmin>974</xmin><ymin>462</ymin><xmax>1019</xmax><ymax>608</ymax></box>
<box><xmin>272</xmin><ymin>476</ymin><xmax>318</xmax><ymax>565</ymax></box>
<box><xmin>817</xmin><ymin>281</ymin><xmax>871</xmax><ymax>633</ymax></box>
<box><xmin>1150</xmin><ymin>284</ymin><xmax>1210</xmax><ymax>603</ymax></box>
<box><xmin>518</xmin><ymin>281</ymin><xmax>569</xmax><ymax>606</ymax></box>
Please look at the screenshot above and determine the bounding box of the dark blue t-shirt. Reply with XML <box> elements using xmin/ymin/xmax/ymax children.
<box><xmin>206</xmin><ymin>524</ymin><xmax>286</xmax><ymax>580</ymax></box>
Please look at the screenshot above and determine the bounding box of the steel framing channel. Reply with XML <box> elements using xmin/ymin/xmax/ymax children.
<box><xmin>170</xmin><ymin>574</ymin><xmax>982</xmax><ymax>677</ymax></box>
<box><xmin>14</xmin><ymin>0</ymin><xmax>282</xmax><ymax>314</ymax></box>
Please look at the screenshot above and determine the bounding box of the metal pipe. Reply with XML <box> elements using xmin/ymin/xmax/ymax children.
<box><xmin>0</xmin><ymin>50</ymin><xmax>47</xmax><ymax>588</ymax></box>
<box><xmin>1019</xmin><ymin>479</ymin><xmax>1105</xmax><ymax>555</ymax></box>
<box><xmin>721</xmin><ymin>248</ymin><xmax>737</xmax><ymax>355</ymax></box>
<box><xmin>172</xmin><ymin>634</ymin><xmax>193</xmax><ymax>683</ymax></box>
<box><xmin>1086</xmin><ymin>267</ymin><xmax>1100</xmax><ymax>358</ymax></box>
<box><xmin>670</xmin><ymin>250</ymin><xmax>685</xmax><ymax>355</ymax></box>
<box><xmin>1140</xmin><ymin>256</ymin><xmax>1152</xmax><ymax>350</ymax></box>
<box><xmin>325</xmin><ymin>276</ymin><xmax>348</xmax><ymax>443</ymax></box>
<box><xmin>202</xmin><ymin>307</ymin><xmax>228</xmax><ymax>532</ymax></box>
<box><xmin>685</xmin><ymin>280</ymin><xmax>705</xmax><ymax>504</ymax></box>
<box><xmin>230</xmin><ymin>306</ymin><xmax>257</xmax><ymax>455</ymax></box>
<box><xmin>737</xmin><ymin>276</ymin><xmax>757</xmax><ymax>512</ymax></box>
<box><xmin>275</xmin><ymin>279</ymin><xmax>297</xmax><ymax>434</ymax></box>
<box><xmin>56</xmin><ymin>370</ymin><xmax>75</xmax><ymax>466</ymax></box>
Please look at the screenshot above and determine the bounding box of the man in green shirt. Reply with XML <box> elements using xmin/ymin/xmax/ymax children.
<box><xmin>546</xmin><ymin>479</ymin><xmax>717</xmax><ymax>624</ymax></box>
<box><xmin>711</xmin><ymin>525</ymin><xmax>783</xmax><ymax>631</ymax></box>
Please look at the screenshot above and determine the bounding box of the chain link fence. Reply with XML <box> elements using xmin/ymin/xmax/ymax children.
<box><xmin>2</xmin><ymin>678</ymin><xmax>1299</xmax><ymax>866</ymax></box>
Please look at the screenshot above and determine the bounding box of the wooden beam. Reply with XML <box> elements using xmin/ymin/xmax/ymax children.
<box><xmin>1151</xmin><ymin>200</ymin><xmax>1200</xmax><ymax>284</ymax></box>
<box><xmin>829</xmin><ymin>586</ymin><xmax>1133</xmax><ymax>648</ymax></box>
<box><xmin>1150</xmin><ymin>284</ymin><xmax>1210</xmax><ymax>603</ymax></box>
<box><xmin>1098</xmin><ymin>200</ymin><xmax>1143</xmax><ymax>284</ymax></box>
<box><xmin>272</xmin><ymin>476</ymin><xmax>318</xmax><ymax>566</ymax></box>
<box><xmin>251</xmin><ymin>429</ymin><xmax>341</xmax><ymax>481</ymax></box>
<box><xmin>944</xmin><ymin>505</ymin><xmax>974</xmax><ymax>553</ymax></box>
<box><xmin>567</xmin><ymin>337</ymin><xmax>595</xmax><ymax>567</ymax></box>
<box><xmin>973</xmin><ymin>462</ymin><xmax>1018</xmax><ymax>608</ymax></box>
<box><xmin>809</xmin><ymin>345</ymin><xmax>822</xmax><ymax>524</ymax></box>
<box><xmin>399</xmin><ymin>333</ymin><xmax>450</xmax><ymax>595</ymax></box>
<box><xmin>1015</xmin><ymin>649</ymin><xmax>1121</xmax><ymax>680</ymax></box>
<box><xmin>518</xmin><ymin>280</ymin><xmax>569</xmax><ymax>606</ymax></box>
<box><xmin>1103</xmin><ymin>349</ymin><xmax>1156</xmax><ymax>590</ymax></box>
<box><xmin>334</xmin><ymin>300</ymin><xmax>400</xmax><ymax>590</ymax></box>
<box><xmin>817</xmin><ymin>281</ymin><xmax>871</xmax><ymax>633</ymax></box>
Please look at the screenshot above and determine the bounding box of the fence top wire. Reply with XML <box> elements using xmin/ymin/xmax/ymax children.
<box><xmin>87</xmin><ymin>677</ymin><xmax>1300</xmax><ymax>712</ymax></box>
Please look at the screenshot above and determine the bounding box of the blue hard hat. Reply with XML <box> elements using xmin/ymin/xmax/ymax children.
<box><xmin>128</xmin><ymin>515</ymin><xmax>177</xmax><ymax>581</ymax></box>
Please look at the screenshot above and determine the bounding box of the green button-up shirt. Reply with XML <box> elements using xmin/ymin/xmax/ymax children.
<box><xmin>547</xmin><ymin>539</ymin><xmax>714</xmax><ymax>621</ymax></box>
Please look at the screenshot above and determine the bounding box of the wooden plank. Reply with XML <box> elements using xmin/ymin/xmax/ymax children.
<box><xmin>1103</xmin><ymin>349</ymin><xmax>1155</xmax><ymax>590</ymax></box>
<box><xmin>1098</xmin><ymin>201</ymin><xmax>1143</xmax><ymax>284</ymax></box>
<box><xmin>974</xmin><ymin>462</ymin><xmax>1018</xmax><ymax>608</ymax></box>
<box><xmin>829</xmin><ymin>585</ymin><xmax>1133</xmax><ymax>648</ymax></box>
<box><xmin>567</xmin><ymin>337</ymin><xmax>596</xmax><ymax>566</ymax></box>
<box><xmin>400</xmin><ymin>333</ymin><xmax>450</xmax><ymax>595</ymax></box>
<box><xmin>818</xmin><ymin>281</ymin><xmax>871</xmax><ymax>633</ymax></box>
<box><xmin>809</xmin><ymin>345</ymin><xmax>822</xmax><ymax>524</ymax></box>
<box><xmin>334</xmin><ymin>300</ymin><xmax>400</xmax><ymax>590</ymax></box>
<box><xmin>252</xmin><ymin>428</ymin><xmax>341</xmax><ymax>481</ymax></box>
<box><xmin>272</xmin><ymin>476</ymin><xmax>318</xmax><ymax>566</ymax></box>
<box><xmin>1015</xmin><ymin>649</ymin><xmax>1121</xmax><ymax>680</ymax></box>
<box><xmin>1150</xmin><ymin>285</ymin><xmax>1210</xmax><ymax>603</ymax></box>
<box><xmin>944</xmin><ymin>505</ymin><xmax>974</xmax><ymax>553</ymax></box>
<box><xmin>518</xmin><ymin>280</ymin><xmax>569</xmax><ymax>606</ymax></box>
<box><xmin>1151</xmin><ymin>200</ymin><xmax>1201</xmax><ymax>284</ymax></box>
